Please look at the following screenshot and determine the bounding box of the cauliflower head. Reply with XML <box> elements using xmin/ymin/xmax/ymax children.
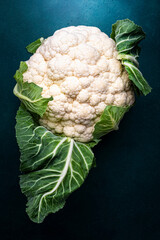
<box><xmin>23</xmin><ymin>26</ymin><xmax>135</xmax><ymax>142</ymax></box>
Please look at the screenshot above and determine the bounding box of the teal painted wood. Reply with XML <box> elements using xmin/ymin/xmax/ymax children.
<box><xmin>0</xmin><ymin>0</ymin><xmax>160</xmax><ymax>239</ymax></box>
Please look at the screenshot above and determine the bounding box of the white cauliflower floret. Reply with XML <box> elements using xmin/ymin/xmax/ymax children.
<box><xmin>23</xmin><ymin>25</ymin><xmax>135</xmax><ymax>142</ymax></box>
<box><xmin>61</xmin><ymin>77</ymin><xmax>82</xmax><ymax>97</ymax></box>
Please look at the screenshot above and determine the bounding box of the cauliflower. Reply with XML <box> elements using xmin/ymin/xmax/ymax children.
<box><xmin>23</xmin><ymin>26</ymin><xmax>134</xmax><ymax>142</ymax></box>
<box><xmin>14</xmin><ymin>19</ymin><xmax>151</xmax><ymax>224</ymax></box>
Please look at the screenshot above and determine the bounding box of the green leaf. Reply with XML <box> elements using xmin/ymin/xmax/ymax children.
<box><xmin>117</xmin><ymin>47</ymin><xmax>140</xmax><ymax>67</ymax></box>
<box><xmin>123</xmin><ymin>60</ymin><xmax>151</xmax><ymax>96</ymax></box>
<box><xmin>86</xmin><ymin>139</ymin><xmax>101</xmax><ymax>148</ymax></box>
<box><xmin>111</xmin><ymin>19</ymin><xmax>151</xmax><ymax>95</ymax></box>
<box><xmin>26</xmin><ymin>38</ymin><xmax>44</xmax><ymax>54</ymax></box>
<box><xmin>132</xmin><ymin>84</ymin><xmax>143</xmax><ymax>96</ymax></box>
<box><xmin>13</xmin><ymin>62</ymin><xmax>52</xmax><ymax>117</ymax></box>
<box><xmin>93</xmin><ymin>105</ymin><xmax>131</xmax><ymax>139</ymax></box>
<box><xmin>16</xmin><ymin>105</ymin><xmax>94</xmax><ymax>223</ymax></box>
<box><xmin>14</xmin><ymin>62</ymin><xmax>28</xmax><ymax>83</ymax></box>
<box><xmin>111</xmin><ymin>19</ymin><xmax>145</xmax><ymax>53</ymax></box>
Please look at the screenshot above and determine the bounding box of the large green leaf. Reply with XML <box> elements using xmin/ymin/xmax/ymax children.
<box><xmin>93</xmin><ymin>105</ymin><xmax>130</xmax><ymax>139</ymax></box>
<box><xmin>13</xmin><ymin>62</ymin><xmax>52</xmax><ymax>117</ymax></box>
<box><xmin>111</xmin><ymin>19</ymin><xmax>151</xmax><ymax>95</ymax></box>
<box><xmin>16</xmin><ymin>105</ymin><xmax>94</xmax><ymax>223</ymax></box>
<box><xmin>26</xmin><ymin>37</ymin><xmax>44</xmax><ymax>54</ymax></box>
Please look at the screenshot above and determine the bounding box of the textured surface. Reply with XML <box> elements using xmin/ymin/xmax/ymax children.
<box><xmin>23</xmin><ymin>26</ymin><xmax>134</xmax><ymax>142</ymax></box>
<box><xmin>0</xmin><ymin>0</ymin><xmax>160</xmax><ymax>239</ymax></box>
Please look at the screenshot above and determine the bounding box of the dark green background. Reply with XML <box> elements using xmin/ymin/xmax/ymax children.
<box><xmin>0</xmin><ymin>0</ymin><xmax>160</xmax><ymax>239</ymax></box>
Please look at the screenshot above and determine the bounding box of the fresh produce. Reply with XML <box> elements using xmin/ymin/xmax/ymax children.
<box><xmin>13</xmin><ymin>19</ymin><xmax>151</xmax><ymax>223</ymax></box>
